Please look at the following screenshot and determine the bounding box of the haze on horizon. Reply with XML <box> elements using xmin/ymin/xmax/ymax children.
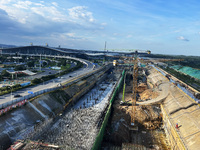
<box><xmin>0</xmin><ymin>0</ymin><xmax>200</xmax><ymax>56</ymax></box>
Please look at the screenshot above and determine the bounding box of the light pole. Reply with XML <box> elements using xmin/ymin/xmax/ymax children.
<box><xmin>41</xmin><ymin>79</ymin><xmax>44</xmax><ymax>86</ymax></box>
<box><xmin>8</xmin><ymin>86</ymin><xmax>12</xmax><ymax>103</ymax></box>
<box><xmin>40</xmin><ymin>54</ymin><xmax>42</xmax><ymax>72</ymax></box>
<box><xmin>52</xmin><ymin>80</ymin><xmax>55</xmax><ymax>87</ymax></box>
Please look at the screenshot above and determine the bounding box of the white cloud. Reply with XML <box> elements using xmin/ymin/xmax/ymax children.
<box><xmin>31</xmin><ymin>6</ymin><xmax>66</xmax><ymax>22</ymax></box>
<box><xmin>0</xmin><ymin>1</ymin><xmax>67</xmax><ymax>23</ymax></box>
<box><xmin>66</xmin><ymin>33</ymin><xmax>75</xmax><ymax>37</ymax></box>
<box><xmin>0</xmin><ymin>1</ymin><xmax>105</xmax><ymax>49</ymax></box>
<box><xmin>126</xmin><ymin>34</ymin><xmax>133</xmax><ymax>38</ymax></box>
<box><xmin>174</xmin><ymin>29</ymin><xmax>181</xmax><ymax>33</ymax></box>
<box><xmin>34</xmin><ymin>2</ymin><xmax>44</xmax><ymax>7</ymax></box>
<box><xmin>13</xmin><ymin>1</ymin><xmax>32</xmax><ymax>10</ymax></box>
<box><xmin>0</xmin><ymin>0</ymin><xmax>12</xmax><ymax>5</ymax></box>
<box><xmin>0</xmin><ymin>1</ymin><xmax>98</xmax><ymax>26</ymax></box>
<box><xmin>101</xmin><ymin>22</ymin><xmax>107</xmax><ymax>26</ymax></box>
<box><xmin>52</xmin><ymin>2</ymin><xmax>58</xmax><ymax>7</ymax></box>
<box><xmin>68</xmin><ymin>6</ymin><xmax>95</xmax><ymax>23</ymax></box>
<box><xmin>177</xmin><ymin>36</ymin><xmax>189</xmax><ymax>41</ymax></box>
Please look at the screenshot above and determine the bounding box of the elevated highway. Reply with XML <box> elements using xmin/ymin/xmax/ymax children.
<box><xmin>0</xmin><ymin>47</ymin><xmax>97</xmax><ymax>108</ymax></box>
<box><xmin>0</xmin><ymin>45</ymin><xmax>150</xmax><ymax>58</ymax></box>
<box><xmin>0</xmin><ymin>61</ymin><xmax>94</xmax><ymax>107</ymax></box>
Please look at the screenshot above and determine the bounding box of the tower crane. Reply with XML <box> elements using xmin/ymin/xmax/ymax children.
<box><xmin>131</xmin><ymin>55</ymin><xmax>138</xmax><ymax>127</ymax></box>
<box><xmin>110</xmin><ymin>49</ymin><xmax>183</xmax><ymax>129</ymax></box>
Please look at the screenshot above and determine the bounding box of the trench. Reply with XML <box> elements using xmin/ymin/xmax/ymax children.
<box><xmin>101</xmin><ymin>71</ymin><xmax>171</xmax><ymax>150</ymax></box>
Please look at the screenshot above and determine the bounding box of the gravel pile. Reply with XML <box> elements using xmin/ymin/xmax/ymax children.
<box><xmin>38</xmin><ymin>80</ymin><xmax>117</xmax><ymax>149</ymax></box>
<box><xmin>40</xmin><ymin>107</ymin><xmax>105</xmax><ymax>150</ymax></box>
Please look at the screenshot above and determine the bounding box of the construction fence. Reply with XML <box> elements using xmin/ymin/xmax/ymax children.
<box><xmin>92</xmin><ymin>70</ymin><xmax>125</xmax><ymax>150</ymax></box>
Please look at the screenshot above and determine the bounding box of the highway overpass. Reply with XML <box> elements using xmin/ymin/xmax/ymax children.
<box><xmin>0</xmin><ymin>45</ymin><xmax>151</xmax><ymax>59</ymax></box>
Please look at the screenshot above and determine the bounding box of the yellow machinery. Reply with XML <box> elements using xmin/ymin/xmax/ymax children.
<box><xmin>113</xmin><ymin>60</ymin><xmax>117</xmax><ymax>66</ymax></box>
<box><xmin>147</xmin><ymin>50</ymin><xmax>151</xmax><ymax>54</ymax></box>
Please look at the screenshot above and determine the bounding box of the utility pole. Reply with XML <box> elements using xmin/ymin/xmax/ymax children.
<box><xmin>40</xmin><ymin>54</ymin><xmax>42</xmax><ymax>71</ymax></box>
<box><xmin>104</xmin><ymin>41</ymin><xmax>107</xmax><ymax>52</ymax></box>
<box><xmin>8</xmin><ymin>86</ymin><xmax>12</xmax><ymax>104</ymax></box>
<box><xmin>103</xmin><ymin>41</ymin><xmax>107</xmax><ymax>65</ymax></box>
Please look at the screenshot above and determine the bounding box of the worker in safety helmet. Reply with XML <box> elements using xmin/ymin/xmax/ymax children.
<box><xmin>176</xmin><ymin>123</ymin><xmax>179</xmax><ymax>129</ymax></box>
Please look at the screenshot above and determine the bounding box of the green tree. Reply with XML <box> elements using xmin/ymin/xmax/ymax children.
<box><xmin>27</xmin><ymin>61</ymin><xmax>35</xmax><ymax>67</ymax></box>
<box><xmin>31</xmin><ymin>78</ymin><xmax>42</xmax><ymax>84</ymax></box>
<box><xmin>57</xmin><ymin>62</ymin><xmax>61</xmax><ymax>67</ymax></box>
<box><xmin>1</xmin><ymin>70</ymin><xmax>10</xmax><ymax>77</ymax></box>
<box><xmin>43</xmin><ymin>61</ymin><xmax>47</xmax><ymax>66</ymax></box>
<box><xmin>15</xmin><ymin>65</ymin><xmax>26</xmax><ymax>71</ymax></box>
<box><xmin>61</xmin><ymin>59</ymin><xmax>66</xmax><ymax>66</ymax></box>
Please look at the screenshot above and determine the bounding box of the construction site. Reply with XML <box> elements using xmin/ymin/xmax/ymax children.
<box><xmin>3</xmin><ymin>55</ymin><xmax>200</xmax><ymax>150</ymax></box>
<box><xmin>102</xmin><ymin>65</ymin><xmax>170</xmax><ymax>149</ymax></box>
<box><xmin>101</xmin><ymin>57</ymin><xmax>200</xmax><ymax>150</ymax></box>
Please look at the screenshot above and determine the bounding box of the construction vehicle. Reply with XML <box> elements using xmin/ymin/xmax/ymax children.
<box><xmin>147</xmin><ymin>50</ymin><xmax>151</xmax><ymax>54</ymax></box>
<box><xmin>113</xmin><ymin>60</ymin><xmax>117</xmax><ymax>66</ymax></box>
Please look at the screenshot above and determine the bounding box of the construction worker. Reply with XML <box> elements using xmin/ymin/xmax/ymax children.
<box><xmin>176</xmin><ymin>123</ymin><xmax>179</xmax><ymax>129</ymax></box>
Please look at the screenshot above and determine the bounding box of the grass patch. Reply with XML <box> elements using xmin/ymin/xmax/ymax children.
<box><xmin>49</xmin><ymin>90</ymin><xmax>71</xmax><ymax>104</ymax></box>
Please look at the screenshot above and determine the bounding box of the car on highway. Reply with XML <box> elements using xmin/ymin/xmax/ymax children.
<box><xmin>58</xmin><ymin>76</ymin><xmax>64</xmax><ymax>79</ymax></box>
<box><xmin>14</xmin><ymin>94</ymin><xmax>21</xmax><ymax>98</ymax></box>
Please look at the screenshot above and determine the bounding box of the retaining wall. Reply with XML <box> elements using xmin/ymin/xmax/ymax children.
<box><xmin>161</xmin><ymin>104</ymin><xmax>186</xmax><ymax>150</ymax></box>
<box><xmin>153</xmin><ymin>66</ymin><xmax>198</xmax><ymax>150</ymax></box>
<box><xmin>92</xmin><ymin>70</ymin><xmax>125</xmax><ymax>150</ymax></box>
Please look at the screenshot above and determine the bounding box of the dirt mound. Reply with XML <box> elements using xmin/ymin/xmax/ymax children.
<box><xmin>137</xmin><ymin>83</ymin><xmax>148</xmax><ymax>93</ymax></box>
<box><xmin>119</xmin><ymin>104</ymin><xmax>161</xmax><ymax>130</ymax></box>
<box><xmin>140</xmin><ymin>89</ymin><xmax>159</xmax><ymax>101</ymax></box>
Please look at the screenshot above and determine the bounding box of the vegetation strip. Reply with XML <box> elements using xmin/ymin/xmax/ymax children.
<box><xmin>160</xmin><ymin>66</ymin><xmax>200</xmax><ymax>91</ymax></box>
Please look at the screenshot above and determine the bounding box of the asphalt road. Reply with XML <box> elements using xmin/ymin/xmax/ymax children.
<box><xmin>0</xmin><ymin>60</ymin><xmax>95</xmax><ymax>106</ymax></box>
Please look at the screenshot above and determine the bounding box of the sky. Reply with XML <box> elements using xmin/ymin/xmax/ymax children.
<box><xmin>0</xmin><ymin>0</ymin><xmax>200</xmax><ymax>56</ymax></box>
